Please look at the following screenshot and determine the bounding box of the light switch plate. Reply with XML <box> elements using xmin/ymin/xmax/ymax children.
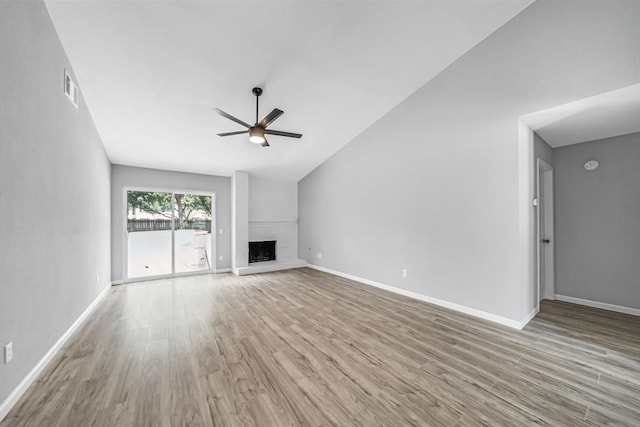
<box><xmin>4</xmin><ymin>342</ymin><xmax>13</xmax><ymax>364</ymax></box>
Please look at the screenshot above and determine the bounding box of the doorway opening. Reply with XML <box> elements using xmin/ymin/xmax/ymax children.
<box><xmin>125</xmin><ymin>189</ymin><xmax>215</xmax><ymax>280</ymax></box>
<box><xmin>536</xmin><ymin>159</ymin><xmax>555</xmax><ymax>307</ymax></box>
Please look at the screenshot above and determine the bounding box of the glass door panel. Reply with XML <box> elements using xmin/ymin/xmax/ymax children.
<box><xmin>174</xmin><ymin>193</ymin><xmax>212</xmax><ymax>273</ymax></box>
<box><xmin>127</xmin><ymin>191</ymin><xmax>173</xmax><ymax>278</ymax></box>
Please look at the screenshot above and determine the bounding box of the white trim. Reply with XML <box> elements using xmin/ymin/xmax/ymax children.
<box><xmin>235</xmin><ymin>259</ymin><xmax>307</xmax><ymax>276</ymax></box>
<box><xmin>555</xmin><ymin>295</ymin><xmax>640</xmax><ymax>317</ymax></box>
<box><xmin>0</xmin><ymin>284</ymin><xmax>111</xmax><ymax>422</ymax></box>
<box><xmin>520</xmin><ymin>306</ymin><xmax>539</xmax><ymax>328</ymax></box>
<box><xmin>307</xmin><ymin>264</ymin><xmax>533</xmax><ymax>329</ymax></box>
<box><xmin>122</xmin><ymin>185</ymin><xmax>214</xmax><ymax>197</ymax></box>
<box><xmin>121</xmin><ymin>269</ymin><xmax>217</xmax><ymax>284</ymax></box>
<box><xmin>535</xmin><ymin>157</ymin><xmax>541</xmax><ymax>310</ymax></box>
<box><xmin>114</xmin><ymin>269</ymin><xmax>231</xmax><ymax>286</ymax></box>
<box><xmin>248</xmin><ymin>220</ymin><xmax>298</xmax><ymax>225</ymax></box>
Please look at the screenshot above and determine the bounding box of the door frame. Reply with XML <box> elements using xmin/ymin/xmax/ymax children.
<box><xmin>536</xmin><ymin>159</ymin><xmax>555</xmax><ymax>308</ymax></box>
<box><xmin>122</xmin><ymin>186</ymin><xmax>217</xmax><ymax>282</ymax></box>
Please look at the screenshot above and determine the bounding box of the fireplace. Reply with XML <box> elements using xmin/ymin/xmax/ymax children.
<box><xmin>249</xmin><ymin>240</ymin><xmax>276</xmax><ymax>263</ymax></box>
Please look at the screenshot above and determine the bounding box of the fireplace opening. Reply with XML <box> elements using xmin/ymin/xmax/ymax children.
<box><xmin>249</xmin><ymin>240</ymin><xmax>276</xmax><ymax>263</ymax></box>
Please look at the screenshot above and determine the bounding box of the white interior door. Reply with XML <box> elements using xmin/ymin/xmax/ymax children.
<box><xmin>536</xmin><ymin>159</ymin><xmax>555</xmax><ymax>304</ymax></box>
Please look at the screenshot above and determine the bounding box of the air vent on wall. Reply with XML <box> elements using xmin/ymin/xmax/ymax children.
<box><xmin>63</xmin><ymin>69</ymin><xmax>79</xmax><ymax>109</ymax></box>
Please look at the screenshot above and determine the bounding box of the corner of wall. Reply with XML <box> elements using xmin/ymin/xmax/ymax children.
<box><xmin>517</xmin><ymin>119</ymin><xmax>537</xmax><ymax>322</ymax></box>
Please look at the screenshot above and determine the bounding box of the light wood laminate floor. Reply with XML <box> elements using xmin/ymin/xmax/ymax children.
<box><xmin>3</xmin><ymin>268</ymin><xmax>640</xmax><ymax>426</ymax></box>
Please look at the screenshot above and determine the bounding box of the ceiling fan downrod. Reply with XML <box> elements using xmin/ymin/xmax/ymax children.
<box><xmin>252</xmin><ymin>87</ymin><xmax>263</xmax><ymax>125</ymax></box>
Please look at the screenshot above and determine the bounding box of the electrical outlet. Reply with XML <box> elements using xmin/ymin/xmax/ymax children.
<box><xmin>402</xmin><ymin>269</ymin><xmax>408</xmax><ymax>278</ymax></box>
<box><xmin>219</xmin><ymin>255</ymin><xmax>223</xmax><ymax>261</ymax></box>
<box><xmin>317</xmin><ymin>253</ymin><xmax>322</xmax><ymax>259</ymax></box>
<box><xmin>219</xmin><ymin>228</ymin><xmax>223</xmax><ymax>234</ymax></box>
<box><xmin>96</xmin><ymin>273</ymin><xmax>100</xmax><ymax>283</ymax></box>
<box><xmin>4</xmin><ymin>342</ymin><xmax>13</xmax><ymax>364</ymax></box>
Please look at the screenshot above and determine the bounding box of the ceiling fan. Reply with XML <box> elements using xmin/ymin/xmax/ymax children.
<box><xmin>214</xmin><ymin>87</ymin><xmax>302</xmax><ymax>147</ymax></box>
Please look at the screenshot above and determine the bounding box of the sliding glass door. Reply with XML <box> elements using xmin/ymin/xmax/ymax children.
<box><xmin>174</xmin><ymin>193</ymin><xmax>212</xmax><ymax>273</ymax></box>
<box><xmin>126</xmin><ymin>190</ymin><xmax>213</xmax><ymax>279</ymax></box>
<box><xmin>127</xmin><ymin>191</ymin><xmax>173</xmax><ymax>278</ymax></box>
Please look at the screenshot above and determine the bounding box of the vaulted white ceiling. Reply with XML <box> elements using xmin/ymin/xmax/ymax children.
<box><xmin>45</xmin><ymin>0</ymin><xmax>533</xmax><ymax>181</ymax></box>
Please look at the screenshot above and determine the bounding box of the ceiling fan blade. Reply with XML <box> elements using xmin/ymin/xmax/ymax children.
<box><xmin>259</xmin><ymin>108</ymin><xmax>284</xmax><ymax>128</ymax></box>
<box><xmin>217</xmin><ymin>130</ymin><xmax>248</xmax><ymax>137</ymax></box>
<box><xmin>265</xmin><ymin>129</ymin><xmax>302</xmax><ymax>139</ymax></box>
<box><xmin>213</xmin><ymin>108</ymin><xmax>251</xmax><ymax>128</ymax></box>
<box><xmin>261</xmin><ymin>139</ymin><xmax>270</xmax><ymax>147</ymax></box>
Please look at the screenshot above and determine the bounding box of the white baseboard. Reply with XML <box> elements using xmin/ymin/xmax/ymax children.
<box><xmin>555</xmin><ymin>294</ymin><xmax>640</xmax><ymax>317</ymax></box>
<box><xmin>0</xmin><ymin>284</ymin><xmax>111</xmax><ymax>422</ymax></box>
<box><xmin>521</xmin><ymin>306</ymin><xmax>540</xmax><ymax>328</ymax></box>
<box><xmin>307</xmin><ymin>264</ymin><xmax>532</xmax><ymax>329</ymax></box>
<box><xmin>215</xmin><ymin>268</ymin><xmax>232</xmax><ymax>273</ymax></box>
<box><xmin>234</xmin><ymin>259</ymin><xmax>307</xmax><ymax>276</ymax></box>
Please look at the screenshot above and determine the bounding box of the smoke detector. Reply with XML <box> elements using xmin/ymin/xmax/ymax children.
<box><xmin>584</xmin><ymin>160</ymin><xmax>599</xmax><ymax>171</ymax></box>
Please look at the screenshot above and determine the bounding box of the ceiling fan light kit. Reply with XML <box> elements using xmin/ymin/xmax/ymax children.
<box><xmin>249</xmin><ymin>127</ymin><xmax>266</xmax><ymax>144</ymax></box>
<box><xmin>215</xmin><ymin>87</ymin><xmax>302</xmax><ymax>148</ymax></box>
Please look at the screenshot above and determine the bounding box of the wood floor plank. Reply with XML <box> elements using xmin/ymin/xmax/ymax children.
<box><xmin>2</xmin><ymin>268</ymin><xmax>640</xmax><ymax>426</ymax></box>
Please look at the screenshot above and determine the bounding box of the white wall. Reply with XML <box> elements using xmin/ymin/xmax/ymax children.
<box><xmin>0</xmin><ymin>1</ymin><xmax>111</xmax><ymax>407</ymax></box>
<box><xmin>249</xmin><ymin>178</ymin><xmax>298</xmax><ymax>261</ymax></box>
<box><xmin>249</xmin><ymin>178</ymin><xmax>297</xmax><ymax>222</ymax></box>
<box><xmin>554</xmin><ymin>132</ymin><xmax>640</xmax><ymax>309</ymax></box>
<box><xmin>232</xmin><ymin>171</ymin><xmax>249</xmax><ymax>270</ymax></box>
<box><xmin>298</xmin><ymin>0</ymin><xmax>640</xmax><ymax>324</ymax></box>
<box><xmin>111</xmin><ymin>165</ymin><xmax>231</xmax><ymax>280</ymax></box>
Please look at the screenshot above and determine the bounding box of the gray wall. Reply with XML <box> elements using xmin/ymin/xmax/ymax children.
<box><xmin>554</xmin><ymin>132</ymin><xmax>640</xmax><ymax>309</ymax></box>
<box><xmin>298</xmin><ymin>0</ymin><xmax>640</xmax><ymax>322</ymax></box>
<box><xmin>0</xmin><ymin>1</ymin><xmax>111</xmax><ymax>405</ymax></box>
<box><xmin>111</xmin><ymin>165</ymin><xmax>231</xmax><ymax>280</ymax></box>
